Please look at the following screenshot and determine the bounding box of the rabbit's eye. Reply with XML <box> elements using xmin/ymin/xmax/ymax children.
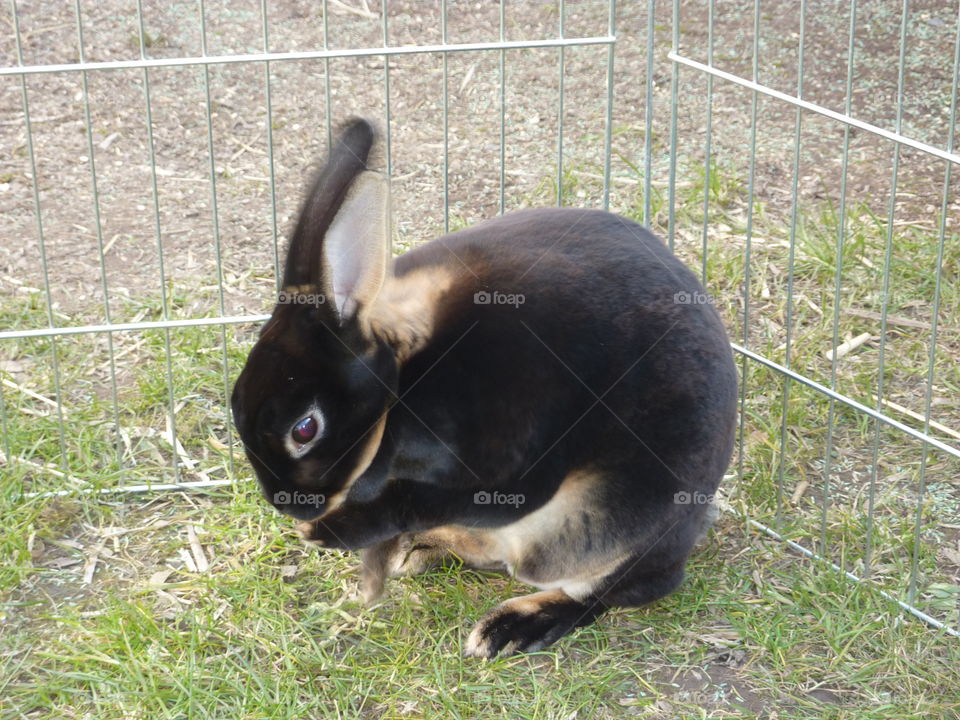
<box><xmin>291</xmin><ymin>416</ymin><xmax>318</xmax><ymax>444</ymax></box>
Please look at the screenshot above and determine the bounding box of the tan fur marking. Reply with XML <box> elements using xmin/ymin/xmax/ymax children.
<box><xmin>463</xmin><ymin>589</ymin><xmax>574</xmax><ymax>658</ymax></box>
<box><xmin>406</xmin><ymin>526</ymin><xmax>502</xmax><ymax>569</ymax></box>
<box><xmin>281</xmin><ymin>283</ymin><xmax>321</xmax><ymax>296</ymax></box>
<box><xmin>497</xmin><ymin>589</ymin><xmax>569</xmax><ymax>616</ymax></box>
<box><xmin>358</xmin><ymin>470</ymin><xmax>627</xmax><ymax>603</ymax></box>
<box><xmin>323</xmin><ymin>413</ymin><xmax>388</xmax><ymax>515</ymax></box>
<box><xmin>369</xmin><ymin>264</ymin><xmax>457</xmax><ymax>363</ymax></box>
<box><xmin>357</xmin><ymin>526</ymin><xmax>505</xmax><ymax>604</ymax></box>
<box><xmin>295</xmin><ymin>414</ymin><xmax>388</xmax><ymax>547</ymax></box>
<box><xmin>486</xmin><ymin>470</ymin><xmax>624</xmax><ymax>600</ymax></box>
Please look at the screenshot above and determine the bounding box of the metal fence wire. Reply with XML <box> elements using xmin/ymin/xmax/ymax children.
<box><xmin>1</xmin><ymin>1</ymin><xmax>958</xmax><ymax>640</ymax></box>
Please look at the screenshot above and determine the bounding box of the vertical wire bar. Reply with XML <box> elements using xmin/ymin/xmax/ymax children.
<box><xmin>736</xmin><ymin>0</ymin><xmax>761</xmax><ymax>486</ymax></box>
<box><xmin>198</xmin><ymin>0</ymin><xmax>235</xmax><ymax>475</ymax></box>
<box><xmin>382</xmin><ymin>0</ymin><xmax>393</xmax><ymax>178</ymax></box>
<box><xmin>0</xmin><ymin>371</ymin><xmax>11</xmax><ymax>462</ymax></box>
<box><xmin>499</xmin><ymin>0</ymin><xmax>506</xmax><ymax>215</ymax></box>
<box><xmin>441</xmin><ymin>0</ymin><xmax>449</xmax><ymax>233</ymax></box>
<box><xmin>866</xmin><ymin>0</ymin><xmax>910</xmax><ymax>578</ymax></box>
<box><xmin>601</xmin><ymin>0</ymin><xmax>616</xmax><ymax>212</ymax></box>
<box><xmin>666</xmin><ymin>0</ymin><xmax>680</xmax><ymax>247</ymax></box>
<box><xmin>642</xmin><ymin>0</ymin><xmax>655</xmax><ymax>224</ymax></box>
<box><xmin>74</xmin><ymin>0</ymin><xmax>122</xmax><ymax>466</ymax></box>
<box><xmin>774</xmin><ymin>0</ymin><xmax>807</xmax><ymax>526</ymax></box>
<box><xmin>556</xmin><ymin>0</ymin><xmax>565</xmax><ymax>207</ymax></box>
<box><xmin>821</xmin><ymin>0</ymin><xmax>859</xmax><ymax>558</ymax></box>
<box><xmin>137</xmin><ymin>0</ymin><xmax>180</xmax><ymax>484</ymax></box>
<box><xmin>699</xmin><ymin>0</ymin><xmax>715</xmax><ymax>283</ymax></box>
<box><xmin>909</xmin><ymin>7</ymin><xmax>960</xmax><ymax>604</ymax></box>
<box><xmin>11</xmin><ymin>0</ymin><xmax>69</xmax><ymax>473</ymax></box>
<box><xmin>322</xmin><ymin>0</ymin><xmax>332</xmax><ymax>150</ymax></box>
<box><xmin>261</xmin><ymin>0</ymin><xmax>280</xmax><ymax>292</ymax></box>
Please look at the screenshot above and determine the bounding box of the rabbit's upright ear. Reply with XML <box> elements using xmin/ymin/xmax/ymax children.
<box><xmin>322</xmin><ymin>171</ymin><xmax>389</xmax><ymax>323</ymax></box>
<box><xmin>282</xmin><ymin>118</ymin><xmax>389</xmax><ymax>327</ymax></box>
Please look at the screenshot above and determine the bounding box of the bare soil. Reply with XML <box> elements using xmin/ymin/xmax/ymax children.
<box><xmin>2</xmin><ymin>1</ymin><xmax>956</xmax><ymax>323</ymax></box>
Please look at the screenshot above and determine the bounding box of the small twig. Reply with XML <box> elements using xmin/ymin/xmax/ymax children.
<box><xmin>82</xmin><ymin>540</ymin><xmax>106</xmax><ymax>584</ymax></box>
<box><xmin>824</xmin><ymin>332</ymin><xmax>871</xmax><ymax>361</ymax></box>
<box><xmin>99</xmin><ymin>132</ymin><xmax>120</xmax><ymax>150</ymax></box>
<box><xmin>790</xmin><ymin>479</ymin><xmax>810</xmax><ymax>504</ymax></box>
<box><xmin>2</xmin><ymin>377</ymin><xmax>69</xmax><ymax>416</ymax></box>
<box><xmin>112</xmin><ymin>336</ymin><xmax>148</xmax><ymax>362</ymax></box>
<box><xmin>102</xmin><ymin>233</ymin><xmax>122</xmax><ymax>256</ymax></box>
<box><xmin>186</xmin><ymin>524</ymin><xmax>209</xmax><ymax>573</ymax></box>
<box><xmin>458</xmin><ymin>63</ymin><xmax>477</xmax><ymax>94</ymax></box>
<box><xmin>842</xmin><ymin>308</ymin><xmax>936</xmax><ymax>331</ymax></box>
<box><xmin>0</xmin><ymin>114</ymin><xmax>71</xmax><ymax>126</ymax></box>
<box><xmin>4</xmin><ymin>21</ymin><xmax>71</xmax><ymax>41</ymax></box>
<box><xmin>178</xmin><ymin>547</ymin><xmax>198</xmax><ymax>573</ymax></box>
<box><xmin>0</xmin><ymin>449</ymin><xmax>89</xmax><ymax>486</ymax></box>
<box><xmin>160</xmin><ymin>416</ymin><xmax>197</xmax><ymax>472</ymax></box>
<box><xmin>327</xmin><ymin>0</ymin><xmax>378</xmax><ymax>19</ymax></box>
<box><xmin>569</xmin><ymin>170</ymin><xmax>638</xmax><ymax>186</ymax></box>
<box><xmin>877</xmin><ymin>397</ymin><xmax>960</xmax><ymax>443</ymax></box>
<box><xmin>228</xmin><ymin>136</ymin><xmax>266</xmax><ymax>158</ymax></box>
<box><xmin>85</xmin><ymin>520</ymin><xmax>173</xmax><ymax>538</ymax></box>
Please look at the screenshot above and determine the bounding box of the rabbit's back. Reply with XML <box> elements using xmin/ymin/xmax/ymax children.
<box><xmin>376</xmin><ymin>208</ymin><xmax>738</xmax><ymax>516</ymax></box>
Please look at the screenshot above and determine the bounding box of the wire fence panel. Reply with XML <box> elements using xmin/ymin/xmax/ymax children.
<box><xmin>1</xmin><ymin>0</ymin><xmax>957</xmax><ymax>638</ymax></box>
<box><xmin>668</xmin><ymin>0</ymin><xmax>960</xmax><ymax>638</ymax></box>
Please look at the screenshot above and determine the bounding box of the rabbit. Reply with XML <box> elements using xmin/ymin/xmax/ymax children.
<box><xmin>231</xmin><ymin>118</ymin><xmax>739</xmax><ymax>659</ymax></box>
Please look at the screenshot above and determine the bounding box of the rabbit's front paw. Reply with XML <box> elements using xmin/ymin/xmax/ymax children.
<box><xmin>464</xmin><ymin>590</ymin><xmax>599</xmax><ymax>659</ymax></box>
<box><xmin>295</xmin><ymin>518</ymin><xmax>342</xmax><ymax>548</ymax></box>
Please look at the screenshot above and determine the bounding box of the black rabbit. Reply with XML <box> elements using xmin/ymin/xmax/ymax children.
<box><xmin>231</xmin><ymin>118</ymin><xmax>738</xmax><ymax>658</ymax></box>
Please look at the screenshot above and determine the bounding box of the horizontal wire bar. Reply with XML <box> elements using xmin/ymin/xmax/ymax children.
<box><xmin>0</xmin><ymin>36</ymin><xmax>615</xmax><ymax>77</ymax></box>
<box><xmin>0</xmin><ymin>314</ymin><xmax>270</xmax><ymax>341</ymax></box>
<box><xmin>668</xmin><ymin>53</ymin><xmax>960</xmax><ymax>166</ymax></box>
<box><xmin>731</xmin><ymin>343</ymin><xmax>960</xmax><ymax>460</ymax></box>
<box><xmin>22</xmin><ymin>477</ymin><xmax>243</xmax><ymax>499</ymax></box>
<box><xmin>747</xmin><ymin>517</ymin><xmax>960</xmax><ymax>638</ymax></box>
<box><xmin>6</xmin><ymin>317</ymin><xmax>957</xmax><ymax>460</ymax></box>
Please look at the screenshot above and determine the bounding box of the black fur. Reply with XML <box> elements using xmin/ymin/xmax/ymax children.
<box><xmin>231</xmin><ymin>118</ymin><xmax>739</xmax><ymax>656</ymax></box>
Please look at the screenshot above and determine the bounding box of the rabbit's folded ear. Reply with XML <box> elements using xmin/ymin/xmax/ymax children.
<box><xmin>281</xmin><ymin>118</ymin><xmax>389</xmax><ymax>328</ymax></box>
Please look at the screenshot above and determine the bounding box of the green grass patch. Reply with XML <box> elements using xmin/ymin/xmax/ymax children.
<box><xmin>2</xmin><ymin>157</ymin><xmax>959</xmax><ymax>719</ymax></box>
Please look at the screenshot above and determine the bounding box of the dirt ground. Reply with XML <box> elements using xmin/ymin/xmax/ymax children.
<box><xmin>1</xmin><ymin>3</ymin><xmax>959</xmax><ymax>716</ymax></box>
<box><xmin>1</xmin><ymin>0</ymin><xmax>956</xmax><ymax>322</ymax></box>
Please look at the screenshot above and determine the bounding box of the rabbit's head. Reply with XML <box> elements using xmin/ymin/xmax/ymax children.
<box><xmin>231</xmin><ymin>119</ymin><xmax>396</xmax><ymax>521</ymax></box>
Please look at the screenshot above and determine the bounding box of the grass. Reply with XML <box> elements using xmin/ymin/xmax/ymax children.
<box><xmin>2</xmin><ymin>149</ymin><xmax>960</xmax><ymax>719</ymax></box>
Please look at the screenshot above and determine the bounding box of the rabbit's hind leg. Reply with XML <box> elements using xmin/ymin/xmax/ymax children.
<box><xmin>463</xmin><ymin>589</ymin><xmax>604</xmax><ymax>659</ymax></box>
<box><xmin>359</xmin><ymin>527</ymin><xmax>506</xmax><ymax>604</ymax></box>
